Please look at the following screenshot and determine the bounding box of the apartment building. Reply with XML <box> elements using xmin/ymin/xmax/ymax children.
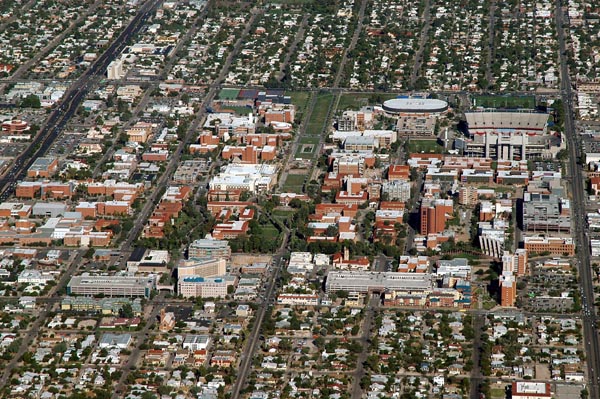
<box><xmin>458</xmin><ymin>186</ymin><xmax>479</xmax><ymax>206</ymax></box>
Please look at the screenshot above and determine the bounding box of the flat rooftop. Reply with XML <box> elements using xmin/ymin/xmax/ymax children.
<box><xmin>68</xmin><ymin>275</ymin><xmax>154</xmax><ymax>287</ymax></box>
<box><xmin>29</xmin><ymin>157</ymin><xmax>57</xmax><ymax>170</ymax></box>
<box><xmin>190</xmin><ymin>239</ymin><xmax>230</xmax><ymax>249</ymax></box>
<box><xmin>326</xmin><ymin>271</ymin><xmax>433</xmax><ymax>291</ymax></box>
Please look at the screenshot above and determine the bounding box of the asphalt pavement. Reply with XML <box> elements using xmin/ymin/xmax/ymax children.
<box><xmin>555</xmin><ymin>1</ymin><xmax>600</xmax><ymax>397</ymax></box>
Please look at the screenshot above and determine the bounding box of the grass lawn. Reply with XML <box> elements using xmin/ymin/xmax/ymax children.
<box><xmin>282</xmin><ymin>174</ymin><xmax>306</xmax><ymax>193</ymax></box>
<box><xmin>284</xmin><ymin>174</ymin><xmax>306</xmax><ymax>186</ymax></box>
<box><xmin>272</xmin><ymin>208</ymin><xmax>295</xmax><ymax>215</ymax></box>
<box><xmin>473</xmin><ymin>95</ymin><xmax>536</xmax><ymax>109</ymax></box>
<box><xmin>294</xmin><ymin>149</ymin><xmax>314</xmax><ymax>159</ymax></box>
<box><xmin>281</xmin><ymin>185</ymin><xmax>304</xmax><ymax>194</ymax></box>
<box><xmin>272</xmin><ymin>208</ymin><xmax>295</xmax><ymax>221</ymax></box>
<box><xmin>289</xmin><ymin>91</ymin><xmax>310</xmax><ymax>112</ymax></box>
<box><xmin>407</xmin><ymin>139</ymin><xmax>444</xmax><ymax>154</ymax></box>
<box><xmin>483</xmin><ymin>300</ymin><xmax>497</xmax><ymax>310</ymax></box>
<box><xmin>306</xmin><ymin>93</ymin><xmax>334</xmax><ymax>135</ymax></box>
<box><xmin>261</xmin><ymin>225</ymin><xmax>281</xmax><ymax>239</ymax></box>
<box><xmin>294</xmin><ymin>136</ymin><xmax>320</xmax><ymax>158</ymax></box>
<box><xmin>336</xmin><ymin>93</ymin><xmax>397</xmax><ymax>111</ymax></box>
<box><xmin>218</xmin><ymin>88</ymin><xmax>240</xmax><ymax>100</ymax></box>
<box><xmin>490</xmin><ymin>388</ymin><xmax>506</xmax><ymax>399</ymax></box>
<box><xmin>299</xmin><ymin>136</ymin><xmax>320</xmax><ymax>145</ymax></box>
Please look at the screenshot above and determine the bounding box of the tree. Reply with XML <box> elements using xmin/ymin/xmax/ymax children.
<box><xmin>337</xmin><ymin>290</ymin><xmax>349</xmax><ymax>299</ymax></box>
<box><xmin>19</xmin><ymin>94</ymin><xmax>41</xmax><ymax>108</ymax></box>
<box><xmin>157</xmin><ymin>386</ymin><xmax>172</xmax><ymax>395</ymax></box>
<box><xmin>556</xmin><ymin>149</ymin><xmax>569</xmax><ymax>160</ymax></box>
<box><xmin>325</xmin><ymin>225</ymin><xmax>339</xmax><ymax>237</ymax></box>
<box><xmin>53</xmin><ymin>342</ymin><xmax>68</xmax><ymax>354</ymax></box>
<box><xmin>119</xmin><ymin>303</ymin><xmax>134</xmax><ymax>319</ymax></box>
<box><xmin>83</xmin><ymin>248</ymin><xmax>95</xmax><ymax>259</ymax></box>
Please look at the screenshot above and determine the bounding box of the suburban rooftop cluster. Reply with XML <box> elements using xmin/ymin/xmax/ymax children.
<box><xmin>0</xmin><ymin>0</ymin><xmax>599</xmax><ymax>398</ymax></box>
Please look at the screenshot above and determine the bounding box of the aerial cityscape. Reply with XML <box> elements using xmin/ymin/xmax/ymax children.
<box><xmin>0</xmin><ymin>0</ymin><xmax>599</xmax><ymax>398</ymax></box>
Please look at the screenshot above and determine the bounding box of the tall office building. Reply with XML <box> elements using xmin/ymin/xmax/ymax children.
<box><xmin>502</xmin><ymin>249</ymin><xmax>528</xmax><ymax>276</ymax></box>
<box><xmin>420</xmin><ymin>199</ymin><xmax>453</xmax><ymax>235</ymax></box>
<box><xmin>500</xmin><ymin>271</ymin><xmax>516</xmax><ymax>307</ymax></box>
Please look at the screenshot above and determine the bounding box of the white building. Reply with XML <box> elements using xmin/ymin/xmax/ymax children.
<box><xmin>209</xmin><ymin>164</ymin><xmax>278</xmax><ymax>193</ymax></box>
<box><xmin>277</xmin><ymin>293</ymin><xmax>320</xmax><ymax>306</ymax></box>
<box><xmin>287</xmin><ymin>252</ymin><xmax>316</xmax><ymax>275</ymax></box>
<box><xmin>182</xmin><ymin>335</ymin><xmax>211</xmax><ymax>351</ymax></box>
<box><xmin>178</xmin><ymin>275</ymin><xmax>235</xmax><ymax>298</ymax></box>
<box><xmin>381</xmin><ymin>180</ymin><xmax>411</xmax><ymax>201</ymax></box>
<box><xmin>591</xmin><ymin>239</ymin><xmax>600</xmax><ymax>257</ymax></box>
<box><xmin>107</xmin><ymin>60</ymin><xmax>125</xmax><ymax>79</ymax></box>
<box><xmin>17</xmin><ymin>270</ymin><xmax>55</xmax><ymax>285</ymax></box>
<box><xmin>511</xmin><ymin>381</ymin><xmax>551</xmax><ymax>399</ymax></box>
<box><xmin>478</xmin><ymin>222</ymin><xmax>506</xmax><ymax>258</ymax></box>
<box><xmin>98</xmin><ymin>333</ymin><xmax>131</xmax><ymax>349</ymax></box>
<box><xmin>326</xmin><ymin>271</ymin><xmax>433</xmax><ymax>294</ymax></box>
<box><xmin>436</xmin><ymin>259</ymin><xmax>471</xmax><ymax>279</ymax></box>
<box><xmin>177</xmin><ymin>258</ymin><xmax>226</xmax><ymax>278</ymax></box>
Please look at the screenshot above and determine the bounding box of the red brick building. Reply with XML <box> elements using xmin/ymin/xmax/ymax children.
<box><xmin>212</xmin><ymin>221</ymin><xmax>249</xmax><ymax>239</ymax></box>
<box><xmin>420</xmin><ymin>199</ymin><xmax>453</xmax><ymax>235</ymax></box>
<box><xmin>41</xmin><ymin>182</ymin><xmax>73</xmax><ymax>199</ymax></box>
<box><xmin>207</xmin><ymin>201</ymin><xmax>252</xmax><ymax>217</ymax></box>
<box><xmin>388</xmin><ymin>165</ymin><xmax>410</xmax><ymax>181</ymax></box>
<box><xmin>314</xmin><ymin>203</ymin><xmax>358</xmax><ymax>218</ymax></box>
<box><xmin>221</xmin><ymin>146</ymin><xmax>259</xmax><ymax>163</ymax></box>
<box><xmin>27</xmin><ymin>157</ymin><xmax>58</xmax><ymax>178</ymax></box>
<box><xmin>500</xmin><ymin>271</ymin><xmax>516</xmax><ymax>307</ymax></box>
<box><xmin>335</xmin><ymin>191</ymin><xmax>368</xmax><ymax>206</ymax></box>
<box><xmin>208</xmin><ymin>189</ymin><xmax>243</xmax><ymax>202</ymax></box>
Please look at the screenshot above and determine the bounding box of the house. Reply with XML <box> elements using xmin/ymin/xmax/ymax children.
<box><xmin>210</xmin><ymin>350</ymin><xmax>236</xmax><ymax>367</ymax></box>
<box><xmin>145</xmin><ymin>349</ymin><xmax>169</xmax><ymax>366</ymax></box>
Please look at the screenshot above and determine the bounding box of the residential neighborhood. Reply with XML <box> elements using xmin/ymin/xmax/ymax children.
<box><xmin>0</xmin><ymin>0</ymin><xmax>599</xmax><ymax>399</ymax></box>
